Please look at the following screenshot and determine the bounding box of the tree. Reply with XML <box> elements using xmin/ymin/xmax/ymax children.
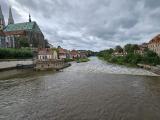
<box><xmin>115</xmin><ymin>45</ymin><xmax>123</xmax><ymax>53</ymax></box>
<box><xmin>57</xmin><ymin>46</ymin><xmax>61</xmax><ymax>48</ymax></box>
<box><xmin>15</xmin><ymin>36</ymin><xmax>29</xmax><ymax>48</ymax></box>
<box><xmin>124</xmin><ymin>44</ymin><xmax>132</xmax><ymax>53</ymax></box>
<box><xmin>45</xmin><ymin>39</ymin><xmax>50</xmax><ymax>48</ymax></box>
<box><xmin>108</xmin><ymin>48</ymin><xmax>114</xmax><ymax>54</ymax></box>
<box><xmin>124</xmin><ymin>44</ymin><xmax>139</xmax><ymax>53</ymax></box>
<box><xmin>143</xmin><ymin>50</ymin><xmax>160</xmax><ymax>65</ymax></box>
<box><xmin>132</xmin><ymin>44</ymin><xmax>139</xmax><ymax>51</ymax></box>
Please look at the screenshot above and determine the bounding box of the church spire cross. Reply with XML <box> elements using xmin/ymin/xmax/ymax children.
<box><xmin>8</xmin><ymin>6</ymin><xmax>14</xmax><ymax>25</ymax></box>
<box><xmin>0</xmin><ymin>5</ymin><xmax>3</xmax><ymax>16</ymax></box>
<box><xmin>29</xmin><ymin>14</ymin><xmax>32</xmax><ymax>22</ymax></box>
<box><xmin>0</xmin><ymin>4</ymin><xmax>5</xmax><ymax>29</ymax></box>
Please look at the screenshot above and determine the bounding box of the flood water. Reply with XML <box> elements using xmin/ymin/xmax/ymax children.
<box><xmin>0</xmin><ymin>57</ymin><xmax>160</xmax><ymax>120</ymax></box>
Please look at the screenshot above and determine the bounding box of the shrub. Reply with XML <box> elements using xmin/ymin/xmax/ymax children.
<box><xmin>0</xmin><ymin>48</ymin><xmax>33</xmax><ymax>59</ymax></box>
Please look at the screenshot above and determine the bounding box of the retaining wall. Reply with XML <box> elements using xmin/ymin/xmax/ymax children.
<box><xmin>0</xmin><ymin>59</ymin><xmax>33</xmax><ymax>70</ymax></box>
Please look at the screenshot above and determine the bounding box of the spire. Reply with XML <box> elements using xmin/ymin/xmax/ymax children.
<box><xmin>8</xmin><ymin>6</ymin><xmax>14</xmax><ymax>25</ymax></box>
<box><xmin>0</xmin><ymin>4</ymin><xmax>5</xmax><ymax>27</ymax></box>
<box><xmin>0</xmin><ymin>5</ymin><xmax>2</xmax><ymax>16</ymax></box>
<box><xmin>29</xmin><ymin>14</ymin><xmax>31</xmax><ymax>22</ymax></box>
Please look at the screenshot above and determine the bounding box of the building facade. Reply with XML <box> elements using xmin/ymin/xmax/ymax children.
<box><xmin>0</xmin><ymin>31</ymin><xmax>5</xmax><ymax>47</ymax></box>
<box><xmin>0</xmin><ymin>5</ymin><xmax>45</xmax><ymax>48</ymax></box>
<box><xmin>35</xmin><ymin>48</ymin><xmax>65</xmax><ymax>71</ymax></box>
<box><xmin>70</xmin><ymin>50</ymin><xmax>80</xmax><ymax>59</ymax></box>
<box><xmin>134</xmin><ymin>43</ymin><xmax>148</xmax><ymax>55</ymax></box>
<box><xmin>58</xmin><ymin>48</ymin><xmax>68</xmax><ymax>59</ymax></box>
<box><xmin>38</xmin><ymin>48</ymin><xmax>58</xmax><ymax>61</ymax></box>
<box><xmin>148</xmin><ymin>34</ymin><xmax>160</xmax><ymax>56</ymax></box>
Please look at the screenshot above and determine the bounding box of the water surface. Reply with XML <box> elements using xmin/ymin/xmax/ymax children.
<box><xmin>0</xmin><ymin>57</ymin><xmax>160</xmax><ymax>120</ymax></box>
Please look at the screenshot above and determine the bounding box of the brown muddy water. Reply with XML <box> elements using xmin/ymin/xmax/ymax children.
<box><xmin>0</xmin><ymin>57</ymin><xmax>160</xmax><ymax>120</ymax></box>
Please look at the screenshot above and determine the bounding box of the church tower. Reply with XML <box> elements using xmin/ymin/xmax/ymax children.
<box><xmin>0</xmin><ymin>5</ymin><xmax>5</xmax><ymax>30</ymax></box>
<box><xmin>8</xmin><ymin>7</ymin><xmax>14</xmax><ymax>25</ymax></box>
<box><xmin>29</xmin><ymin>14</ymin><xmax>32</xmax><ymax>22</ymax></box>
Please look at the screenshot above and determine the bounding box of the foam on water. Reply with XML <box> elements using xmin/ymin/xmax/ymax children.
<box><xmin>64</xmin><ymin>57</ymin><xmax>157</xmax><ymax>76</ymax></box>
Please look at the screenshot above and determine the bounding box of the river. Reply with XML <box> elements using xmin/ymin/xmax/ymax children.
<box><xmin>0</xmin><ymin>57</ymin><xmax>160</xmax><ymax>120</ymax></box>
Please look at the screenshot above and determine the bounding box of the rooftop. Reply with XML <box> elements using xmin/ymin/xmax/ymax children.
<box><xmin>58</xmin><ymin>48</ymin><xmax>68</xmax><ymax>54</ymax></box>
<box><xmin>4</xmin><ymin>22</ymin><xmax>42</xmax><ymax>33</ymax></box>
<box><xmin>149</xmin><ymin>34</ymin><xmax>160</xmax><ymax>44</ymax></box>
<box><xmin>38</xmin><ymin>48</ymin><xmax>53</xmax><ymax>55</ymax></box>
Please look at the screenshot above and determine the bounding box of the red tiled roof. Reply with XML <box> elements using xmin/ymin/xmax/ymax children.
<box><xmin>71</xmin><ymin>50</ymin><xmax>79</xmax><ymax>55</ymax></box>
<box><xmin>38</xmin><ymin>48</ymin><xmax>52</xmax><ymax>55</ymax></box>
<box><xmin>58</xmin><ymin>48</ymin><xmax>68</xmax><ymax>54</ymax></box>
<box><xmin>149</xmin><ymin>34</ymin><xmax>160</xmax><ymax>44</ymax></box>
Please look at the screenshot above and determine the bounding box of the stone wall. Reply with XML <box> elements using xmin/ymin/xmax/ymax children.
<box><xmin>0</xmin><ymin>59</ymin><xmax>33</xmax><ymax>69</ymax></box>
<box><xmin>35</xmin><ymin>60</ymin><xmax>70</xmax><ymax>71</ymax></box>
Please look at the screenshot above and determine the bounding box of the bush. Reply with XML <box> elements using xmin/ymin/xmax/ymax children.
<box><xmin>97</xmin><ymin>47</ymin><xmax>160</xmax><ymax>67</ymax></box>
<box><xmin>0</xmin><ymin>48</ymin><xmax>33</xmax><ymax>59</ymax></box>
<box><xmin>141</xmin><ymin>50</ymin><xmax>160</xmax><ymax>66</ymax></box>
<box><xmin>64</xmin><ymin>58</ymin><xmax>74</xmax><ymax>62</ymax></box>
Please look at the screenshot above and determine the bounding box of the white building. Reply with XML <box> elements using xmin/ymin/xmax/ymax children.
<box><xmin>38</xmin><ymin>48</ymin><xmax>58</xmax><ymax>61</ymax></box>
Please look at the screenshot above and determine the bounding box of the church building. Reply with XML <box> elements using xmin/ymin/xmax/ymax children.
<box><xmin>0</xmin><ymin>5</ymin><xmax>45</xmax><ymax>48</ymax></box>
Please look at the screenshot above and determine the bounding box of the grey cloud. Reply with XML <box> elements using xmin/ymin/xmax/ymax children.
<box><xmin>0</xmin><ymin>0</ymin><xmax>22</xmax><ymax>23</ymax></box>
<box><xmin>1</xmin><ymin>0</ymin><xmax>160</xmax><ymax>50</ymax></box>
<box><xmin>144</xmin><ymin>0</ymin><xmax>160</xmax><ymax>9</ymax></box>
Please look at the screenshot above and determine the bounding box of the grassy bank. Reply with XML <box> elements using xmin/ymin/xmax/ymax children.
<box><xmin>0</xmin><ymin>48</ymin><xmax>33</xmax><ymax>59</ymax></box>
<box><xmin>97</xmin><ymin>49</ymin><xmax>160</xmax><ymax>67</ymax></box>
<box><xmin>98</xmin><ymin>56</ymin><xmax>137</xmax><ymax>67</ymax></box>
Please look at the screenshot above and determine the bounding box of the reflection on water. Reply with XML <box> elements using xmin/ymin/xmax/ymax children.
<box><xmin>0</xmin><ymin>57</ymin><xmax>160</xmax><ymax>120</ymax></box>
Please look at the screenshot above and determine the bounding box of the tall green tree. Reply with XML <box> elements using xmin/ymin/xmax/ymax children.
<box><xmin>143</xmin><ymin>50</ymin><xmax>160</xmax><ymax>65</ymax></box>
<box><xmin>124</xmin><ymin>44</ymin><xmax>139</xmax><ymax>53</ymax></box>
<box><xmin>15</xmin><ymin>36</ymin><xmax>29</xmax><ymax>48</ymax></box>
<box><xmin>115</xmin><ymin>45</ymin><xmax>123</xmax><ymax>53</ymax></box>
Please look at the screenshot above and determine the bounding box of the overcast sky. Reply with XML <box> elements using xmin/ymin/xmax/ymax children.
<box><xmin>1</xmin><ymin>0</ymin><xmax>160</xmax><ymax>51</ymax></box>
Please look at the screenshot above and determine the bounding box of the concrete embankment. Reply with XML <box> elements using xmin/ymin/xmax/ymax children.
<box><xmin>137</xmin><ymin>64</ymin><xmax>160</xmax><ymax>75</ymax></box>
<box><xmin>150</xmin><ymin>66</ymin><xmax>160</xmax><ymax>75</ymax></box>
<box><xmin>0</xmin><ymin>59</ymin><xmax>33</xmax><ymax>71</ymax></box>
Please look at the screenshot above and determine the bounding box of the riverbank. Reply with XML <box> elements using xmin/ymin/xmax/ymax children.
<box><xmin>99</xmin><ymin>57</ymin><xmax>160</xmax><ymax>75</ymax></box>
<box><xmin>0</xmin><ymin>58</ymin><xmax>72</xmax><ymax>72</ymax></box>
<box><xmin>98</xmin><ymin>57</ymin><xmax>137</xmax><ymax>67</ymax></box>
<box><xmin>97</xmin><ymin>46</ymin><xmax>160</xmax><ymax>68</ymax></box>
<box><xmin>0</xmin><ymin>59</ymin><xmax>33</xmax><ymax>71</ymax></box>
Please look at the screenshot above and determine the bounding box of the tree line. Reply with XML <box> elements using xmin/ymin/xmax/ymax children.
<box><xmin>97</xmin><ymin>44</ymin><xmax>160</xmax><ymax>66</ymax></box>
